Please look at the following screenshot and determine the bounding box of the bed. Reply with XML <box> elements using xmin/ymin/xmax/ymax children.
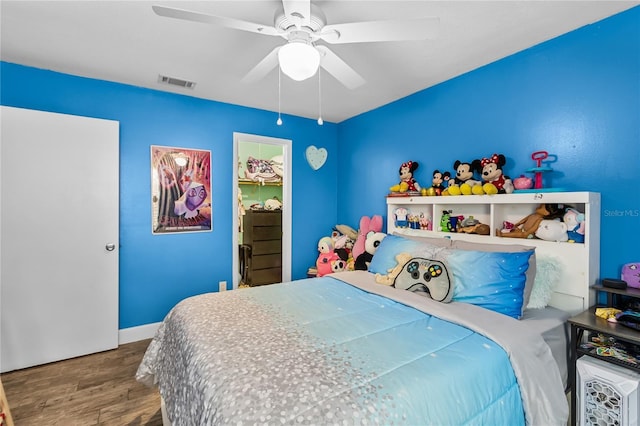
<box><xmin>137</xmin><ymin>234</ymin><xmax>572</xmax><ymax>425</ymax></box>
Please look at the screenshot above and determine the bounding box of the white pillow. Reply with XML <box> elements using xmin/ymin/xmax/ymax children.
<box><xmin>527</xmin><ymin>256</ymin><xmax>562</xmax><ymax>309</ymax></box>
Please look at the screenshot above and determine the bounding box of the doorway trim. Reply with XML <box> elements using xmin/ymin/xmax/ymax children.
<box><xmin>232</xmin><ymin>132</ymin><xmax>292</xmax><ymax>290</ymax></box>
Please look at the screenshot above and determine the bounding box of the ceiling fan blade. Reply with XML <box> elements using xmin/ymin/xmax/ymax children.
<box><xmin>320</xmin><ymin>17</ymin><xmax>440</xmax><ymax>44</ymax></box>
<box><xmin>152</xmin><ymin>5</ymin><xmax>280</xmax><ymax>37</ymax></box>
<box><xmin>282</xmin><ymin>0</ymin><xmax>311</xmax><ymax>27</ymax></box>
<box><xmin>242</xmin><ymin>46</ymin><xmax>280</xmax><ymax>84</ymax></box>
<box><xmin>316</xmin><ymin>45</ymin><xmax>365</xmax><ymax>90</ymax></box>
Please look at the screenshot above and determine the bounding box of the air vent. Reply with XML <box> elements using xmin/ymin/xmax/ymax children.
<box><xmin>158</xmin><ymin>75</ymin><xmax>196</xmax><ymax>89</ymax></box>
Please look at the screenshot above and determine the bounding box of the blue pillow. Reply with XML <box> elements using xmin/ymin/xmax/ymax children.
<box><xmin>369</xmin><ymin>234</ymin><xmax>532</xmax><ymax>319</ymax></box>
<box><xmin>445</xmin><ymin>249</ymin><xmax>532</xmax><ymax>319</ymax></box>
<box><xmin>368</xmin><ymin>234</ymin><xmax>448</xmax><ymax>274</ymax></box>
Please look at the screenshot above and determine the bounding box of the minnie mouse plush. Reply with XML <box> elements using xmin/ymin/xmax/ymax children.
<box><xmin>475</xmin><ymin>154</ymin><xmax>514</xmax><ymax>194</ymax></box>
<box><xmin>390</xmin><ymin>161</ymin><xmax>421</xmax><ymax>193</ymax></box>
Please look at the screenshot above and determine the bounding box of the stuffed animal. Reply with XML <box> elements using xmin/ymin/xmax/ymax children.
<box><xmin>390</xmin><ymin>161</ymin><xmax>421</xmax><ymax>193</ymax></box>
<box><xmin>419</xmin><ymin>213</ymin><xmax>432</xmax><ymax>230</ymax></box>
<box><xmin>497</xmin><ymin>204</ymin><xmax>552</xmax><ymax>238</ymax></box>
<box><xmin>330</xmin><ymin>229</ymin><xmax>355</xmax><ymax>270</ymax></box>
<box><xmin>448</xmin><ymin>160</ymin><xmax>483</xmax><ymax>195</ymax></box>
<box><xmin>474</xmin><ymin>154</ymin><xmax>514</xmax><ymax>194</ymax></box>
<box><xmin>355</xmin><ymin>231</ymin><xmax>386</xmax><ymax>271</ymax></box>
<box><xmin>431</xmin><ymin>170</ymin><xmax>450</xmax><ymax>196</ymax></box>
<box><xmin>352</xmin><ymin>215</ymin><xmax>383</xmax><ymax>262</ymax></box>
<box><xmin>563</xmin><ymin>208</ymin><xmax>585</xmax><ymax>243</ymax></box>
<box><xmin>316</xmin><ymin>236</ymin><xmax>340</xmax><ymax>277</ymax></box>
<box><xmin>458</xmin><ymin>215</ymin><xmax>490</xmax><ymax>234</ymax></box>
<box><xmin>264</xmin><ymin>197</ymin><xmax>282</xmax><ymax>210</ymax></box>
<box><xmin>335</xmin><ymin>224</ymin><xmax>358</xmax><ymax>241</ymax></box>
<box><xmin>331</xmin><ymin>258</ymin><xmax>347</xmax><ymax>273</ymax></box>
<box><xmin>460</xmin><ymin>216</ymin><xmax>479</xmax><ymax>228</ymax></box>
<box><xmin>332</xmin><ymin>228</ymin><xmax>354</xmax><ymax>248</ymax></box>
<box><xmin>535</xmin><ymin>219</ymin><xmax>568</xmax><ymax>242</ymax></box>
<box><xmin>375</xmin><ymin>252</ymin><xmax>413</xmax><ymax>285</ymax></box>
<box><xmin>458</xmin><ymin>222</ymin><xmax>490</xmax><ymax>235</ymax></box>
<box><xmin>331</xmin><ymin>229</ymin><xmax>353</xmax><ymax>251</ymax></box>
<box><xmin>546</xmin><ymin>203</ymin><xmax>569</xmax><ymax>220</ymax></box>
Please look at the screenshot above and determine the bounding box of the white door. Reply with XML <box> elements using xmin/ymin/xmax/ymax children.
<box><xmin>0</xmin><ymin>106</ymin><xmax>119</xmax><ymax>372</ymax></box>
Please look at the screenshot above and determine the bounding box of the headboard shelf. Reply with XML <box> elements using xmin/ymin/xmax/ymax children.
<box><xmin>387</xmin><ymin>191</ymin><xmax>601</xmax><ymax>315</ymax></box>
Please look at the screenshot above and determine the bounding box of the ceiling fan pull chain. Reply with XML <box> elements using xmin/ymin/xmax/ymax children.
<box><xmin>317</xmin><ymin>67</ymin><xmax>323</xmax><ymax>126</ymax></box>
<box><xmin>277</xmin><ymin>67</ymin><xmax>283</xmax><ymax>126</ymax></box>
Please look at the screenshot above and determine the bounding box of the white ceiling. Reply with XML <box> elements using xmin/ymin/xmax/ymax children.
<box><xmin>1</xmin><ymin>1</ymin><xmax>637</xmax><ymax>123</ymax></box>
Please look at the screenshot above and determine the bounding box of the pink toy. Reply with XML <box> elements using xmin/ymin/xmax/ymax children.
<box><xmin>419</xmin><ymin>214</ymin><xmax>431</xmax><ymax>230</ymax></box>
<box><xmin>527</xmin><ymin>151</ymin><xmax>553</xmax><ymax>189</ymax></box>
<box><xmin>351</xmin><ymin>215</ymin><xmax>383</xmax><ymax>262</ymax></box>
<box><xmin>513</xmin><ymin>175</ymin><xmax>533</xmax><ymax>190</ymax></box>
<box><xmin>316</xmin><ymin>236</ymin><xmax>339</xmax><ymax>277</ymax></box>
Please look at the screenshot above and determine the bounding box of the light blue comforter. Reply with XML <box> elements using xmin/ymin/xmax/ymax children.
<box><xmin>137</xmin><ymin>272</ymin><xmax>567</xmax><ymax>425</ymax></box>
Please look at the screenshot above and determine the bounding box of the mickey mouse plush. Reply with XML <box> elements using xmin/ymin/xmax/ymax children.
<box><xmin>475</xmin><ymin>154</ymin><xmax>514</xmax><ymax>194</ymax></box>
<box><xmin>448</xmin><ymin>160</ymin><xmax>482</xmax><ymax>195</ymax></box>
<box><xmin>431</xmin><ymin>170</ymin><xmax>450</xmax><ymax>195</ymax></box>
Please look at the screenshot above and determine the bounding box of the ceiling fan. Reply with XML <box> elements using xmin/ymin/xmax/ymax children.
<box><xmin>152</xmin><ymin>1</ymin><xmax>440</xmax><ymax>90</ymax></box>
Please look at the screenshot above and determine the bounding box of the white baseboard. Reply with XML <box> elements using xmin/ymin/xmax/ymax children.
<box><xmin>118</xmin><ymin>322</ymin><xmax>161</xmax><ymax>344</ymax></box>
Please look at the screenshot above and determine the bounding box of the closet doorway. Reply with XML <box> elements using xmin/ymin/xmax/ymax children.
<box><xmin>232</xmin><ymin>133</ymin><xmax>292</xmax><ymax>289</ymax></box>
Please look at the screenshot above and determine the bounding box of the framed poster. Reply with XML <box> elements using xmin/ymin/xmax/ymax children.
<box><xmin>151</xmin><ymin>145</ymin><xmax>212</xmax><ymax>234</ymax></box>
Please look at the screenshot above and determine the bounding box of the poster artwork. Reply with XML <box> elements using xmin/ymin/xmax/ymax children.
<box><xmin>151</xmin><ymin>145</ymin><xmax>212</xmax><ymax>234</ymax></box>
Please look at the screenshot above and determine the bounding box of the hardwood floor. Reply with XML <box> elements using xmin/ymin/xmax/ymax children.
<box><xmin>1</xmin><ymin>339</ymin><xmax>162</xmax><ymax>426</ymax></box>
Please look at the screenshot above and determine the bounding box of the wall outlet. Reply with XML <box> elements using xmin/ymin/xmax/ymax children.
<box><xmin>219</xmin><ymin>281</ymin><xmax>227</xmax><ymax>292</ymax></box>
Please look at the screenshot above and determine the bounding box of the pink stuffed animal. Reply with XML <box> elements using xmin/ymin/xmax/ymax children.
<box><xmin>351</xmin><ymin>215</ymin><xmax>383</xmax><ymax>262</ymax></box>
<box><xmin>316</xmin><ymin>236</ymin><xmax>339</xmax><ymax>277</ymax></box>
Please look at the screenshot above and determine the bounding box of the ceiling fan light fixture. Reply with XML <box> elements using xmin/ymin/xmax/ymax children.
<box><xmin>278</xmin><ymin>41</ymin><xmax>320</xmax><ymax>81</ymax></box>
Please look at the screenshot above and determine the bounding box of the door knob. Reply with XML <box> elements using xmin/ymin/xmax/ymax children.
<box><xmin>105</xmin><ymin>243</ymin><xmax>116</xmax><ymax>251</ymax></box>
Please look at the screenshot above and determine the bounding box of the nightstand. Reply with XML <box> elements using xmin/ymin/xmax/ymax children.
<box><xmin>568</xmin><ymin>285</ymin><xmax>640</xmax><ymax>426</ymax></box>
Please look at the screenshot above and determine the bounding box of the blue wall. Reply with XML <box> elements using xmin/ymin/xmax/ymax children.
<box><xmin>1</xmin><ymin>6</ymin><xmax>638</xmax><ymax>329</ymax></box>
<box><xmin>338</xmin><ymin>6</ymin><xmax>640</xmax><ymax>279</ymax></box>
<box><xmin>0</xmin><ymin>63</ymin><xmax>339</xmax><ymax>328</ymax></box>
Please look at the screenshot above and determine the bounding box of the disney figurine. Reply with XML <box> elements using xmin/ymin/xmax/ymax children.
<box><xmin>431</xmin><ymin>170</ymin><xmax>451</xmax><ymax>196</ymax></box>
<box><xmin>475</xmin><ymin>153</ymin><xmax>514</xmax><ymax>194</ymax></box>
<box><xmin>390</xmin><ymin>161</ymin><xmax>421</xmax><ymax>193</ymax></box>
